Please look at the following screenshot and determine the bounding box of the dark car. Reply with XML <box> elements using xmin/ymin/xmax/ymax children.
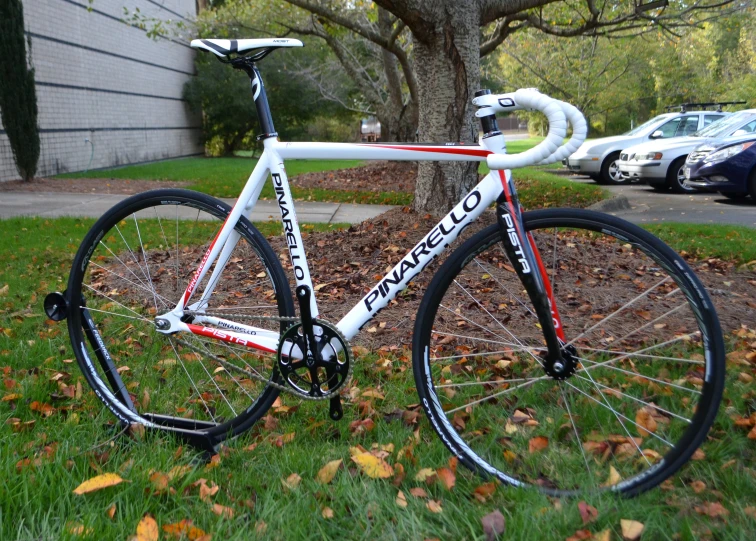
<box><xmin>684</xmin><ymin>133</ymin><xmax>756</xmax><ymax>200</ymax></box>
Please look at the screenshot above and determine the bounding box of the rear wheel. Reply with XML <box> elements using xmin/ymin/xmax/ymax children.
<box><xmin>67</xmin><ymin>189</ymin><xmax>295</xmax><ymax>444</ymax></box>
<box><xmin>667</xmin><ymin>157</ymin><xmax>695</xmax><ymax>193</ymax></box>
<box><xmin>599</xmin><ymin>152</ymin><xmax>625</xmax><ymax>185</ymax></box>
<box><xmin>413</xmin><ymin>209</ymin><xmax>724</xmax><ymax>496</ymax></box>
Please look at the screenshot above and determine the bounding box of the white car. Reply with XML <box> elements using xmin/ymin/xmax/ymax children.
<box><xmin>564</xmin><ymin>110</ymin><xmax>727</xmax><ymax>184</ymax></box>
<box><xmin>617</xmin><ymin>109</ymin><xmax>756</xmax><ymax>193</ymax></box>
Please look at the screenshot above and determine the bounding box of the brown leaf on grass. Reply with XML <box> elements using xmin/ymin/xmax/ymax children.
<box><xmin>690</xmin><ymin>480</ymin><xmax>706</xmax><ymax>494</ymax></box>
<box><xmin>149</xmin><ymin>472</ymin><xmax>170</xmax><ymax>492</ymax></box>
<box><xmin>409</xmin><ymin>487</ymin><xmax>428</xmax><ymax>498</ymax></box>
<box><xmin>473</xmin><ymin>482</ymin><xmax>496</xmax><ymax>503</ymax></box>
<box><xmin>426</xmin><ymin>499</ymin><xmax>443</xmax><ymax>513</ymax></box>
<box><xmin>361</xmin><ymin>389</ymin><xmax>385</xmax><ymax>399</ymax></box>
<box><xmin>199</xmin><ymin>481</ymin><xmax>219</xmax><ymax>501</ymax></box>
<box><xmin>594</xmin><ymin>530</ymin><xmax>611</xmax><ymax>541</ymax></box>
<box><xmin>744</xmin><ymin>506</ymin><xmax>756</xmax><ymax>519</ymax></box>
<box><xmin>30</xmin><ymin>401</ymin><xmax>55</xmax><ymax>417</ymax></box>
<box><xmin>348</xmin><ymin>418</ymin><xmax>375</xmax><ymax>435</ymax></box>
<box><xmin>396</xmin><ymin>490</ymin><xmax>408</xmax><ymax>508</ymax></box>
<box><xmin>748</xmin><ymin>425</ymin><xmax>756</xmax><ymax>440</ymax></box>
<box><xmin>481</xmin><ymin>509</ymin><xmax>506</xmax><ymax>541</ymax></box>
<box><xmin>128</xmin><ymin>423</ymin><xmax>145</xmax><ymax>441</ymax></box>
<box><xmin>211</xmin><ymin>503</ymin><xmax>235</xmax><ymax>519</ymax></box>
<box><xmin>392</xmin><ymin>462</ymin><xmax>406</xmax><ymax>486</ymax></box>
<box><xmin>691</xmin><ymin>448</ymin><xmax>705</xmax><ymax>460</ymax></box>
<box><xmin>351</xmin><ymin>452</ymin><xmax>394</xmax><ymax>478</ymax></box>
<box><xmin>321</xmin><ymin>507</ymin><xmax>334</xmax><ymax>519</ymax></box>
<box><xmin>694</xmin><ymin>502</ymin><xmax>730</xmax><ymax>518</ymax></box>
<box><xmin>436</xmin><ymin>467</ymin><xmax>456</xmax><ymax>490</ymax></box>
<box><xmin>106</xmin><ymin>504</ymin><xmax>116</xmax><ymax>520</ymax></box>
<box><xmin>577</xmin><ymin>501</ymin><xmax>598</xmax><ymax>524</ymax></box>
<box><xmin>317</xmin><ymin>459</ymin><xmax>343</xmax><ymax>484</ymax></box>
<box><xmin>254</xmin><ymin>521</ymin><xmax>267</xmax><ymax>534</ymax></box>
<box><xmin>73</xmin><ymin>473</ymin><xmax>125</xmax><ymax>495</ymax></box>
<box><xmin>566</xmin><ymin>530</ymin><xmax>592</xmax><ymax>541</ymax></box>
<box><xmin>135</xmin><ymin>514</ymin><xmax>159</xmax><ymax>541</ymax></box>
<box><xmin>635</xmin><ymin>408</ymin><xmax>657</xmax><ymax>437</ymax></box>
<box><xmin>528</xmin><ymin>436</ymin><xmax>549</xmax><ymax>453</ymax></box>
<box><xmin>620</xmin><ymin>519</ymin><xmax>645</xmax><ymax>541</ymax></box>
<box><xmin>1</xmin><ymin>393</ymin><xmax>22</xmax><ymax>402</ymax></box>
<box><xmin>162</xmin><ymin>519</ymin><xmax>207</xmax><ymax>540</ymax></box>
<box><xmin>282</xmin><ymin>473</ymin><xmax>302</xmax><ymax>491</ymax></box>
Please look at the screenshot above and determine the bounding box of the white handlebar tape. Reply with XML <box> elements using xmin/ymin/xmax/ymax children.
<box><xmin>485</xmin><ymin>89</ymin><xmax>567</xmax><ymax>170</ymax></box>
<box><xmin>537</xmin><ymin>100</ymin><xmax>588</xmax><ymax>165</ymax></box>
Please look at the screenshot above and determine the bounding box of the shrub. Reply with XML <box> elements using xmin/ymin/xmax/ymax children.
<box><xmin>0</xmin><ymin>0</ymin><xmax>40</xmax><ymax>181</ymax></box>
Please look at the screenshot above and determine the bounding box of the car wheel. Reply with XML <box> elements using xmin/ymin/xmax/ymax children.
<box><xmin>588</xmin><ymin>174</ymin><xmax>601</xmax><ymax>182</ymax></box>
<box><xmin>719</xmin><ymin>191</ymin><xmax>748</xmax><ymax>200</ymax></box>
<box><xmin>667</xmin><ymin>157</ymin><xmax>695</xmax><ymax>193</ymax></box>
<box><xmin>748</xmin><ymin>168</ymin><xmax>756</xmax><ymax>200</ymax></box>
<box><xmin>599</xmin><ymin>152</ymin><xmax>626</xmax><ymax>185</ymax></box>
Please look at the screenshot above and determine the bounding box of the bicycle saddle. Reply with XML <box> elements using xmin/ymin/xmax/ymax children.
<box><xmin>190</xmin><ymin>38</ymin><xmax>303</xmax><ymax>58</ymax></box>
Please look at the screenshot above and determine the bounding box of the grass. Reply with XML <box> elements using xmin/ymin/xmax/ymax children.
<box><xmin>1</xmin><ymin>216</ymin><xmax>755</xmax><ymax>540</ymax></box>
<box><xmin>54</xmin><ymin>137</ymin><xmax>605</xmax><ymax>208</ymax></box>
<box><xmin>643</xmin><ymin>223</ymin><xmax>756</xmax><ymax>265</ymax></box>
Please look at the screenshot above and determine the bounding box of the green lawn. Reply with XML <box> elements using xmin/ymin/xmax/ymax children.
<box><xmin>644</xmin><ymin>223</ymin><xmax>756</xmax><ymax>265</ymax></box>
<box><xmin>1</xmin><ymin>216</ymin><xmax>755</xmax><ymax>540</ymax></box>
<box><xmin>54</xmin><ymin>137</ymin><xmax>606</xmax><ymax>208</ymax></box>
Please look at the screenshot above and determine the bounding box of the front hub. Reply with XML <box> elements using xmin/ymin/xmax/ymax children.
<box><xmin>542</xmin><ymin>344</ymin><xmax>578</xmax><ymax>380</ymax></box>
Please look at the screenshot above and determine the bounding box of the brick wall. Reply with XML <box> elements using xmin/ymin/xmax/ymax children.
<box><xmin>0</xmin><ymin>0</ymin><xmax>202</xmax><ymax>182</ymax></box>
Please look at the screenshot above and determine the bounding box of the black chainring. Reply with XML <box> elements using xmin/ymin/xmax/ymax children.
<box><xmin>276</xmin><ymin>320</ymin><xmax>350</xmax><ymax>399</ymax></box>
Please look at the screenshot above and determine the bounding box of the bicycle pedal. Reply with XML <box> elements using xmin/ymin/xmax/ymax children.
<box><xmin>328</xmin><ymin>395</ymin><xmax>343</xmax><ymax>421</ymax></box>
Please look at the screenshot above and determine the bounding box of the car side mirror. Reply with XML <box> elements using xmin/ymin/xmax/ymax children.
<box><xmin>732</xmin><ymin>129</ymin><xmax>747</xmax><ymax>136</ymax></box>
<box><xmin>649</xmin><ymin>130</ymin><xmax>664</xmax><ymax>139</ymax></box>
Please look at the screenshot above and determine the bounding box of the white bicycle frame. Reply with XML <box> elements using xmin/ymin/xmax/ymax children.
<box><xmin>154</xmin><ymin>88</ymin><xmax>587</xmax><ymax>360</ymax></box>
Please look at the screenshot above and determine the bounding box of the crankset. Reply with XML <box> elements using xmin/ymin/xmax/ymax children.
<box><xmin>276</xmin><ymin>286</ymin><xmax>351</xmax><ymax>419</ymax></box>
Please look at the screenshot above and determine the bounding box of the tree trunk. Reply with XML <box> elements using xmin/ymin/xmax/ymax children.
<box><xmin>411</xmin><ymin>1</ymin><xmax>481</xmax><ymax>215</ymax></box>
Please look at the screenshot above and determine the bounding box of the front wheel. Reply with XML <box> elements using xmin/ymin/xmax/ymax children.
<box><xmin>412</xmin><ymin>209</ymin><xmax>724</xmax><ymax>496</ymax></box>
<box><xmin>66</xmin><ymin>189</ymin><xmax>295</xmax><ymax>444</ymax></box>
<box><xmin>667</xmin><ymin>157</ymin><xmax>695</xmax><ymax>193</ymax></box>
<box><xmin>599</xmin><ymin>152</ymin><xmax>626</xmax><ymax>185</ymax></box>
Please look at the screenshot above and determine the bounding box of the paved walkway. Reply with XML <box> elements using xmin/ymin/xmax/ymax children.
<box><xmin>0</xmin><ymin>192</ymin><xmax>396</xmax><ymax>224</ymax></box>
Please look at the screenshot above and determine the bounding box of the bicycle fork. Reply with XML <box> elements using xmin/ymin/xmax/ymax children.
<box><xmin>494</xmin><ymin>169</ymin><xmax>571</xmax><ymax>377</ymax></box>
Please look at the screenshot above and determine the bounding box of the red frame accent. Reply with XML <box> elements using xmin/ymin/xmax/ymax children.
<box><xmin>367</xmin><ymin>144</ymin><xmax>492</xmax><ymax>158</ymax></box>
<box><xmin>186</xmin><ymin>323</ymin><xmax>277</xmax><ymax>354</ymax></box>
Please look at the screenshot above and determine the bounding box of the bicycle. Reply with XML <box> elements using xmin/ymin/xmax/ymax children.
<box><xmin>45</xmin><ymin>38</ymin><xmax>724</xmax><ymax>496</ymax></box>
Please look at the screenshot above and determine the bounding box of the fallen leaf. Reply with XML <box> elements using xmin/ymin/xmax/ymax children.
<box><xmin>322</xmin><ymin>506</ymin><xmax>334</xmax><ymax>519</ymax></box>
<box><xmin>602</xmin><ymin>466</ymin><xmax>622</xmax><ymax>487</ymax></box>
<box><xmin>694</xmin><ymin>501</ymin><xmax>729</xmax><ymax>518</ymax></box>
<box><xmin>317</xmin><ymin>459</ymin><xmax>342</xmax><ymax>484</ymax></box>
<box><xmin>396</xmin><ymin>490</ymin><xmax>408</xmax><ymax>508</ymax></box>
<box><xmin>135</xmin><ymin>514</ymin><xmax>159</xmax><ymax>541</ymax></box>
<box><xmin>566</xmin><ymin>530</ymin><xmax>593</xmax><ymax>541</ymax></box>
<box><xmin>473</xmin><ymin>482</ymin><xmax>496</xmax><ymax>503</ymax></box>
<box><xmin>106</xmin><ymin>504</ymin><xmax>116</xmax><ymax>520</ymax></box>
<box><xmin>620</xmin><ymin>519</ymin><xmax>644</xmax><ymax>541</ymax></box>
<box><xmin>578</xmin><ymin>501</ymin><xmax>598</xmax><ymax>524</ymax></box>
<box><xmin>437</xmin><ymin>467</ymin><xmax>456</xmax><ymax>490</ymax></box>
<box><xmin>691</xmin><ymin>448</ymin><xmax>705</xmax><ymax>460</ymax></box>
<box><xmin>162</xmin><ymin>519</ymin><xmax>207</xmax><ymax>540</ymax></box>
<box><xmin>414</xmin><ymin>468</ymin><xmax>436</xmax><ymax>482</ymax></box>
<box><xmin>594</xmin><ymin>530</ymin><xmax>611</xmax><ymax>541</ymax></box>
<box><xmin>690</xmin><ymin>480</ymin><xmax>706</xmax><ymax>494</ymax></box>
<box><xmin>426</xmin><ymin>499</ymin><xmax>442</xmax><ymax>513</ymax></box>
<box><xmin>199</xmin><ymin>481</ymin><xmax>219</xmax><ymax>501</ymax></box>
<box><xmin>409</xmin><ymin>487</ymin><xmax>428</xmax><ymax>498</ymax></box>
<box><xmin>361</xmin><ymin>390</ymin><xmax>385</xmax><ymax>399</ymax></box>
<box><xmin>635</xmin><ymin>408</ymin><xmax>657</xmax><ymax>437</ymax></box>
<box><xmin>351</xmin><ymin>452</ymin><xmax>393</xmax><ymax>478</ymax></box>
<box><xmin>211</xmin><ymin>503</ymin><xmax>235</xmax><ymax>519</ymax></box>
<box><xmin>528</xmin><ymin>436</ymin><xmax>549</xmax><ymax>453</ymax></box>
<box><xmin>481</xmin><ymin>509</ymin><xmax>506</xmax><ymax>541</ymax></box>
<box><xmin>72</xmin><ymin>473</ymin><xmax>125</xmax><ymax>495</ymax></box>
<box><xmin>282</xmin><ymin>473</ymin><xmax>302</xmax><ymax>491</ymax></box>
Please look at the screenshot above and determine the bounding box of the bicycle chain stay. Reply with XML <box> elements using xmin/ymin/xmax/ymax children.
<box><xmin>177</xmin><ymin>311</ymin><xmax>354</xmax><ymax>401</ymax></box>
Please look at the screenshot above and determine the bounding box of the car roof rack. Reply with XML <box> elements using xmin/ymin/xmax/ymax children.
<box><xmin>664</xmin><ymin>101</ymin><xmax>747</xmax><ymax>113</ymax></box>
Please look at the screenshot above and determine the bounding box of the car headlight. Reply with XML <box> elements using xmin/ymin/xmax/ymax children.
<box><xmin>704</xmin><ymin>142</ymin><xmax>755</xmax><ymax>164</ymax></box>
<box><xmin>635</xmin><ymin>152</ymin><xmax>663</xmax><ymax>161</ymax></box>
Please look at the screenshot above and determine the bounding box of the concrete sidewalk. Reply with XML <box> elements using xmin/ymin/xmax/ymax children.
<box><xmin>0</xmin><ymin>192</ymin><xmax>396</xmax><ymax>224</ymax></box>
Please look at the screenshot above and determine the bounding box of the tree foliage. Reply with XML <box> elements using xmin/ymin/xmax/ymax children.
<box><xmin>0</xmin><ymin>0</ymin><xmax>40</xmax><ymax>181</ymax></box>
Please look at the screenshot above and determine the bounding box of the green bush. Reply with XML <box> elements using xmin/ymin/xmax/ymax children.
<box><xmin>0</xmin><ymin>0</ymin><xmax>40</xmax><ymax>181</ymax></box>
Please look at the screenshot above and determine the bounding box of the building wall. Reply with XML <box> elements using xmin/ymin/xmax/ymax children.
<box><xmin>0</xmin><ymin>0</ymin><xmax>202</xmax><ymax>182</ymax></box>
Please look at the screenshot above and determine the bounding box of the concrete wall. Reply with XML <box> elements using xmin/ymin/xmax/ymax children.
<box><xmin>0</xmin><ymin>0</ymin><xmax>201</xmax><ymax>182</ymax></box>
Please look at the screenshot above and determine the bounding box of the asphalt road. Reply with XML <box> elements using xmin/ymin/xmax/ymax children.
<box><xmin>569</xmin><ymin>175</ymin><xmax>756</xmax><ymax>228</ymax></box>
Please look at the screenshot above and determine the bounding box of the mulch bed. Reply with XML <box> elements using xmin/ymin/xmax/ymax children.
<box><xmin>0</xmin><ymin>177</ymin><xmax>189</xmax><ymax>194</ymax></box>
<box><xmin>263</xmin><ymin>207</ymin><xmax>755</xmax><ymax>349</ymax></box>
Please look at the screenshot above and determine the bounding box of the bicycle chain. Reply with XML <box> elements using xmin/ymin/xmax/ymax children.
<box><xmin>175</xmin><ymin>311</ymin><xmax>354</xmax><ymax>401</ymax></box>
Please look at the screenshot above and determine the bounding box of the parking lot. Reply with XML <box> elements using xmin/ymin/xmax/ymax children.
<box><xmin>570</xmin><ymin>175</ymin><xmax>756</xmax><ymax>227</ymax></box>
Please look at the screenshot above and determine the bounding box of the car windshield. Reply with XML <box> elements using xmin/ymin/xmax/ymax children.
<box><xmin>624</xmin><ymin>115</ymin><xmax>670</xmax><ymax>136</ymax></box>
<box><xmin>691</xmin><ymin>112</ymin><xmax>756</xmax><ymax>138</ymax></box>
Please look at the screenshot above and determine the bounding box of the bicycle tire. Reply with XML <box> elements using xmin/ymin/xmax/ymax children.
<box><xmin>66</xmin><ymin>189</ymin><xmax>294</xmax><ymax>443</ymax></box>
<box><xmin>413</xmin><ymin>208</ymin><xmax>724</xmax><ymax>496</ymax></box>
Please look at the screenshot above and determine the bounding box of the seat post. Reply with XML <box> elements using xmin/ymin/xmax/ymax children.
<box><xmin>232</xmin><ymin>59</ymin><xmax>277</xmax><ymax>140</ymax></box>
